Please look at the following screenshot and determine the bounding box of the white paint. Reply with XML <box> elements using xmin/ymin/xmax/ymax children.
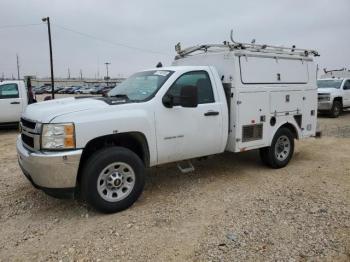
<box><xmin>21</xmin><ymin>47</ymin><xmax>318</xmax><ymax>167</ymax></box>
<box><xmin>0</xmin><ymin>80</ymin><xmax>28</xmax><ymax>124</ymax></box>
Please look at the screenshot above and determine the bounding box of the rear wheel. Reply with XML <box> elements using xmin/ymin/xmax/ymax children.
<box><xmin>330</xmin><ymin>101</ymin><xmax>341</xmax><ymax>118</ymax></box>
<box><xmin>81</xmin><ymin>147</ymin><xmax>145</xmax><ymax>213</ymax></box>
<box><xmin>259</xmin><ymin>128</ymin><xmax>294</xmax><ymax>169</ymax></box>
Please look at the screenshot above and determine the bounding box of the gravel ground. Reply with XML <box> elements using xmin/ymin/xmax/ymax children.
<box><xmin>0</xmin><ymin>111</ymin><xmax>349</xmax><ymax>261</ymax></box>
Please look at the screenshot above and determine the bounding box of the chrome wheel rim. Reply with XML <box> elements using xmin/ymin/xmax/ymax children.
<box><xmin>97</xmin><ymin>162</ymin><xmax>135</xmax><ymax>202</ymax></box>
<box><xmin>274</xmin><ymin>135</ymin><xmax>291</xmax><ymax>161</ymax></box>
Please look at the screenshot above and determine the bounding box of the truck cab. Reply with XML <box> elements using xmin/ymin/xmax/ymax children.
<box><xmin>0</xmin><ymin>80</ymin><xmax>29</xmax><ymax>126</ymax></box>
<box><xmin>317</xmin><ymin>78</ymin><xmax>350</xmax><ymax>117</ymax></box>
<box><xmin>16</xmin><ymin>40</ymin><xmax>319</xmax><ymax>213</ymax></box>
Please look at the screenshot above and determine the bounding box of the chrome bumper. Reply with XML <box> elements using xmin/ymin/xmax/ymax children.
<box><xmin>318</xmin><ymin>101</ymin><xmax>332</xmax><ymax>111</ymax></box>
<box><xmin>16</xmin><ymin>136</ymin><xmax>82</xmax><ymax>189</ymax></box>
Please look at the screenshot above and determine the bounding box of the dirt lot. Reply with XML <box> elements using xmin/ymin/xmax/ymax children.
<box><xmin>0</xmin><ymin>110</ymin><xmax>350</xmax><ymax>261</ymax></box>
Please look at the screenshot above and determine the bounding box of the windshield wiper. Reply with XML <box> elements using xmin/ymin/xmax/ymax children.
<box><xmin>109</xmin><ymin>94</ymin><xmax>130</xmax><ymax>100</ymax></box>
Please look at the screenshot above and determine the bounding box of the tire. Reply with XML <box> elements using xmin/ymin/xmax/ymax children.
<box><xmin>261</xmin><ymin>128</ymin><xmax>295</xmax><ymax>169</ymax></box>
<box><xmin>330</xmin><ymin>101</ymin><xmax>342</xmax><ymax>118</ymax></box>
<box><xmin>81</xmin><ymin>146</ymin><xmax>145</xmax><ymax>213</ymax></box>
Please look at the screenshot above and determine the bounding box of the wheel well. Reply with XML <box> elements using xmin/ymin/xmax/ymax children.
<box><xmin>333</xmin><ymin>97</ymin><xmax>343</xmax><ymax>105</ymax></box>
<box><xmin>279</xmin><ymin>123</ymin><xmax>298</xmax><ymax>139</ymax></box>
<box><xmin>76</xmin><ymin>132</ymin><xmax>150</xmax><ymax>188</ymax></box>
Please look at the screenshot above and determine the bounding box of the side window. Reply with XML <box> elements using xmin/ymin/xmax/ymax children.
<box><xmin>0</xmin><ymin>84</ymin><xmax>19</xmax><ymax>99</ymax></box>
<box><xmin>343</xmin><ymin>80</ymin><xmax>350</xmax><ymax>90</ymax></box>
<box><xmin>166</xmin><ymin>71</ymin><xmax>214</xmax><ymax>105</ymax></box>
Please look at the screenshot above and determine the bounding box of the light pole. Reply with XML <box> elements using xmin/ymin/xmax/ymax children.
<box><xmin>105</xmin><ymin>62</ymin><xmax>110</xmax><ymax>86</ymax></box>
<box><xmin>42</xmin><ymin>16</ymin><xmax>55</xmax><ymax>99</ymax></box>
<box><xmin>16</xmin><ymin>54</ymin><xmax>20</xmax><ymax>80</ymax></box>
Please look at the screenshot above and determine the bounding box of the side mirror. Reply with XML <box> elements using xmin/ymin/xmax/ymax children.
<box><xmin>180</xmin><ymin>85</ymin><xmax>198</xmax><ymax>108</ymax></box>
<box><xmin>162</xmin><ymin>94</ymin><xmax>174</xmax><ymax>108</ymax></box>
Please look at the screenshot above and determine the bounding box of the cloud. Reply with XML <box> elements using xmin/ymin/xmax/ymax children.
<box><xmin>0</xmin><ymin>0</ymin><xmax>349</xmax><ymax>78</ymax></box>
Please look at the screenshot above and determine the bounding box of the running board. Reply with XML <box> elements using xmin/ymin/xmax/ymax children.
<box><xmin>177</xmin><ymin>160</ymin><xmax>195</xmax><ymax>173</ymax></box>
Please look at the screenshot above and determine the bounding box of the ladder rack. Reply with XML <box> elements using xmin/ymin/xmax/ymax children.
<box><xmin>175</xmin><ymin>30</ymin><xmax>319</xmax><ymax>59</ymax></box>
<box><xmin>175</xmin><ymin>42</ymin><xmax>319</xmax><ymax>59</ymax></box>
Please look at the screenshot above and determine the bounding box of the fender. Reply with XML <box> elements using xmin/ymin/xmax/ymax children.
<box><xmin>268</xmin><ymin>117</ymin><xmax>300</xmax><ymax>146</ymax></box>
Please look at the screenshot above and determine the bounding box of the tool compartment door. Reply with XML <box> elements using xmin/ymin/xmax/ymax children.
<box><xmin>270</xmin><ymin>90</ymin><xmax>303</xmax><ymax>114</ymax></box>
<box><xmin>237</xmin><ymin>91</ymin><xmax>269</xmax><ymax>149</ymax></box>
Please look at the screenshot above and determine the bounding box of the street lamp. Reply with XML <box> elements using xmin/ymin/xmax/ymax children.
<box><xmin>42</xmin><ymin>16</ymin><xmax>55</xmax><ymax>99</ymax></box>
<box><xmin>105</xmin><ymin>62</ymin><xmax>110</xmax><ymax>86</ymax></box>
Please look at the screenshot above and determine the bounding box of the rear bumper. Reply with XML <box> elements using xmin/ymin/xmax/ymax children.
<box><xmin>16</xmin><ymin>136</ymin><xmax>82</xmax><ymax>198</ymax></box>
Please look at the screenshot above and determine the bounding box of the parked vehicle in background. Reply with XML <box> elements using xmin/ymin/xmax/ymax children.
<box><xmin>33</xmin><ymin>86</ymin><xmax>45</xmax><ymax>95</ymax></box>
<box><xmin>75</xmin><ymin>87</ymin><xmax>94</xmax><ymax>94</ymax></box>
<box><xmin>0</xmin><ymin>80</ymin><xmax>30</xmax><ymax>126</ymax></box>
<box><xmin>99</xmin><ymin>86</ymin><xmax>114</xmax><ymax>95</ymax></box>
<box><xmin>66</xmin><ymin>86</ymin><xmax>82</xmax><ymax>94</ymax></box>
<box><xmin>54</xmin><ymin>87</ymin><xmax>64</xmax><ymax>93</ymax></box>
<box><xmin>317</xmin><ymin>78</ymin><xmax>350</xmax><ymax>117</ymax></box>
<box><xmin>90</xmin><ymin>86</ymin><xmax>104</xmax><ymax>94</ymax></box>
<box><xmin>17</xmin><ymin>39</ymin><xmax>319</xmax><ymax>213</ymax></box>
<box><xmin>58</xmin><ymin>87</ymin><xmax>71</xmax><ymax>94</ymax></box>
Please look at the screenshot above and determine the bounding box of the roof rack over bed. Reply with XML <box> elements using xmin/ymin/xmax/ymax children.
<box><xmin>175</xmin><ymin>30</ymin><xmax>320</xmax><ymax>60</ymax></box>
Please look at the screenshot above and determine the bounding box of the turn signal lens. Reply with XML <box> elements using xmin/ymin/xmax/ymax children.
<box><xmin>41</xmin><ymin>123</ymin><xmax>76</xmax><ymax>150</ymax></box>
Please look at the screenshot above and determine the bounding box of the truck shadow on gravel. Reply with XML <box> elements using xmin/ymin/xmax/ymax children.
<box><xmin>8</xmin><ymin>150</ymin><xmax>264</xmax><ymax>219</ymax></box>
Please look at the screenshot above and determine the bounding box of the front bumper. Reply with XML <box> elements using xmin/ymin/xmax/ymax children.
<box><xmin>318</xmin><ymin>101</ymin><xmax>332</xmax><ymax>111</ymax></box>
<box><xmin>16</xmin><ymin>136</ymin><xmax>82</xmax><ymax>197</ymax></box>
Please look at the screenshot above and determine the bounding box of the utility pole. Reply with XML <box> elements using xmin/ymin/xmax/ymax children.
<box><xmin>80</xmin><ymin>69</ymin><xmax>83</xmax><ymax>80</ymax></box>
<box><xmin>105</xmin><ymin>62</ymin><xmax>110</xmax><ymax>86</ymax></box>
<box><xmin>68</xmin><ymin>68</ymin><xmax>71</xmax><ymax>79</ymax></box>
<box><xmin>42</xmin><ymin>16</ymin><xmax>55</xmax><ymax>99</ymax></box>
<box><xmin>1</xmin><ymin>72</ymin><xmax>4</xmax><ymax>81</ymax></box>
<box><xmin>16</xmin><ymin>54</ymin><xmax>20</xmax><ymax>80</ymax></box>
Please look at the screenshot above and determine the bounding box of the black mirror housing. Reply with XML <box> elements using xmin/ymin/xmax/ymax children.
<box><xmin>180</xmin><ymin>85</ymin><xmax>198</xmax><ymax>108</ymax></box>
<box><xmin>162</xmin><ymin>94</ymin><xmax>174</xmax><ymax>108</ymax></box>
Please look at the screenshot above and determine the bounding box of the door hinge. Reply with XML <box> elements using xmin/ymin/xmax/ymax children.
<box><xmin>237</xmin><ymin>100</ymin><xmax>242</xmax><ymax>105</ymax></box>
<box><xmin>236</xmin><ymin>138</ymin><xmax>241</xmax><ymax>142</ymax></box>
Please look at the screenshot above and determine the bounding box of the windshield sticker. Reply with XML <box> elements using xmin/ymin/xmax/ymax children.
<box><xmin>154</xmin><ymin>71</ymin><xmax>170</xmax><ymax>77</ymax></box>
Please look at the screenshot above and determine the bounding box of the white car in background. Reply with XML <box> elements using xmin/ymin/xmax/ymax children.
<box><xmin>317</xmin><ymin>78</ymin><xmax>350</xmax><ymax>117</ymax></box>
<box><xmin>75</xmin><ymin>87</ymin><xmax>94</xmax><ymax>94</ymax></box>
<box><xmin>0</xmin><ymin>80</ymin><xmax>29</xmax><ymax>126</ymax></box>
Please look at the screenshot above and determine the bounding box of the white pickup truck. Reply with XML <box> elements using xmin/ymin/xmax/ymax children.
<box><xmin>0</xmin><ymin>80</ymin><xmax>29</xmax><ymax>127</ymax></box>
<box><xmin>317</xmin><ymin>78</ymin><xmax>350</xmax><ymax>117</ymax></box>
<box><xmin>17</xmin><ymin>41</ymin><xmax>319</xmax><ymax>213</ymax></box>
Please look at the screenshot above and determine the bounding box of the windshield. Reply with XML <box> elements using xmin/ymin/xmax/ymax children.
<box><xmin>317</xmin><ymin>79</ymin><xmax>343</xmax><ymax>89</ymax></box>
<box><xmin>108</xmin><ymin>70</ymin><xmax>174</xmax><ymax>101</ymax></box>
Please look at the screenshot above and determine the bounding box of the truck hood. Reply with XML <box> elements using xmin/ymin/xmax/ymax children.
<box><xmin>22</xmin><ymin>97</ymin><xmax>109</xmax><ymax>123</ymax></box>
<box><xmin>317</xmin><ymin>88</ymin><xmax>339</xmax><ymax>94</ymax></box>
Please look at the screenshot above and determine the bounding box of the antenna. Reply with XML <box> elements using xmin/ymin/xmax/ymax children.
<box><xmin>230</xmin><ymin>29</ymin><xmax>238</xmax><ymax>44</ymax></box>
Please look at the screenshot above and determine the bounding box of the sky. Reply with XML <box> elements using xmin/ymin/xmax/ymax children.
<box><xmin>0</xmin><ymin>0</ymin><xmax>349</xmax><ymax>79</ymax></box>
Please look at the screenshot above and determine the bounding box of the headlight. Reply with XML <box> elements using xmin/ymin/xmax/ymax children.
<box><xmin>41</xmin><ymin>123</ymin><xmax>75</xmax><ymax>150</ymax></box>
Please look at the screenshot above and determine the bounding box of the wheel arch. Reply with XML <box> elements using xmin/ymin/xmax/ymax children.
<box><xmin>76</xmin><ymin>132</ymin><xmax>150</xmax><ymax>191</ymax></box>
<box><xmin>271</xmin><ymin>121</ymin><xmax>299</xmax><ymax>144</ymax></box>
<box><xmin>333</xmin><ymin>96</ymin><xmax>343</xmax><ymax>105</ymax></box>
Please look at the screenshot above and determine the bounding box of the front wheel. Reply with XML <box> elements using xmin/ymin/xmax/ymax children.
<box><xmin>81</xmin><ymin>147</ymin><xmax>145</xmax><ymax>213</ymax></box>
<box><xmin>330</xmin><ymin>101</ymin><xmax>341</xmax><ymax>118</ymax></box>
<box><xmin>259</xmin><ymin>128</ymin><xmax>294</xmax><ymax>169</ymax></box>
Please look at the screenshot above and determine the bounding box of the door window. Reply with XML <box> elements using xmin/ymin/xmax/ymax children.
<box><xmin>343</xmin><ymin>80</ymin><xmax>350</xmax><ymax>90</ymax></box>
<box><xmin>0</xmin><ymin>84</ymin><xmax>19</xmax><ymax>99</ymax></box>
<box><xmin>166</xmin><ymin>71</ymin><xmax>214</xmax><ymax>105</ymax></box>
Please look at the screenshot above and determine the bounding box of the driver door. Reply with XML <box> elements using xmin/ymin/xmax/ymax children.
<box><xmin>0</xmin><ymin>83</ymin><xmax>22</xmax><ymax>123</ymax></box>
<box><xmin>155</xmin><ymin>70</ymin><xmax>223</xmax><ymax>164</ymax></box>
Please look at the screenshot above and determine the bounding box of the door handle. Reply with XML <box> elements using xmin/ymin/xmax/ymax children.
<box><xmin>10</xmin><ymin>101</ymin><xmax>20</xmax><ymax>104</ymax></box>
<box><xmin>204</xmin><ymin>111</ymin><xmax>219</xmax><ymax>116</ymax></box>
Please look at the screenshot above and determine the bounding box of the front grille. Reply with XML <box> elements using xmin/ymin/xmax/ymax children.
<box><xmin>21</xmin><ymin>133</ymin><xmax>34</xmax><ymax>148</ymax></box>
<box><xmin>318</xmin><ymin>93</ymin><xmax>330</xmax><ymax>102</ymax></box>
<box><xmin>21</xmin><ymin>118</ymin><xmax>36</xmax><ymax>130</ymax></box>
